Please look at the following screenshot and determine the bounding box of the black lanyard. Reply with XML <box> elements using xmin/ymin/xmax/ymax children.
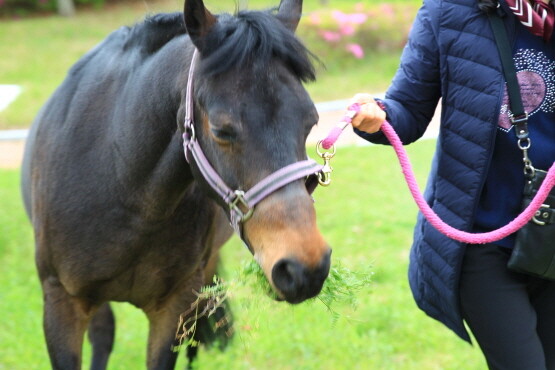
<box><xmin>489</xmin><ymin>6</ymin><xmax>536</xmax><ymax>176</ymax></box>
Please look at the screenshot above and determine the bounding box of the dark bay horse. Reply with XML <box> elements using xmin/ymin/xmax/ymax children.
<box><xmin>21</xmin><ymin>0</ymin><xmax>331</xmax><ymax>368</ymax></box>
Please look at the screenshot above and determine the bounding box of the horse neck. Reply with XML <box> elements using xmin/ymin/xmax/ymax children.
<box><xmin>111</xmin><ymin>43</ymin><xmax>194</xmax><ymax>220</ymax></box>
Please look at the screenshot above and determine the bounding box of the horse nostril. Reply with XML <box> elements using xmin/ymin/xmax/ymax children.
<box><xmin>271</xmin><ymin>250</ymin><xmax>332</xmax><ymax>304</ymax></box>
<box><xmin>272</xmin><ymin>258</ymin><xmax>303</xmax><ymax>301</ymax></box>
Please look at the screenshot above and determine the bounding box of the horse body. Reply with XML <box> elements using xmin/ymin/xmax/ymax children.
<box><xmin>22</xmin><ymin>1</ymin><xmax>330</xmax><ymax>368</ymax></box>
<box><xmin>24</xmin><ymin>16</ymin><xmax>208</xmax><ymax>302</ymax></box>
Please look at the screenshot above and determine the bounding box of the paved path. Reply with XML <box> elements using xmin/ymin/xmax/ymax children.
<box><xmin>0</xmin><ymin>101</ymin><xmax>440</xmax><ymax>169</ymax></box>
<box><xmin>0</xmin><ymin>141</ymin><xmax>25</xmax><ymax>169</ymax></box>
<box><xmin>0</xmin><ymin>85</ymin><xmax>21</xmax><ymax>112</ymax></box>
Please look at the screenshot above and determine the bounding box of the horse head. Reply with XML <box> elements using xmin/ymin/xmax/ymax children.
<box><xmin>182</xmin><ymin>0</ymin><xmax>331</xmax><ymax>304</ymax></box>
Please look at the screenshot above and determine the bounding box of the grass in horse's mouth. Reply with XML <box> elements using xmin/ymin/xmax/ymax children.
<box><xmin>173</xmin><ymin>259</ymin><xmax>373</xmax><ymax>350</ymax></box>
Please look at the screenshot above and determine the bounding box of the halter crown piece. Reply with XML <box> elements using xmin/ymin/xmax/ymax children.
<box><xmin>182</xmin><ymin>49</ymin><xmax>324</xmax><ymax>250</ymax></box>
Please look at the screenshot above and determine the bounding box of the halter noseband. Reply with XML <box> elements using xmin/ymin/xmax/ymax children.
<box><xmin>182</xmin><ymin>49</ymin><xmax>323</xmax><ymax>250</ymax></box>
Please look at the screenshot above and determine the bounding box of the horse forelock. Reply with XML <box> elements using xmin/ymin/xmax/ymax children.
<box><xmin>199</xmin><ymin>10</ymin><xmax>316</xmax><ymax>82</ymax></box>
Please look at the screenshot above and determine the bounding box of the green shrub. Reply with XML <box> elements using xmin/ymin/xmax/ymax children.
<box><xmin>0</xmin><ymin>0</ymin><xmax>54</xmax><ymax>16</ymax></box>
<box><xmin>0</xmin><ymin>0</ymin><xmax>105</xmax><ymax>17</ymax></box>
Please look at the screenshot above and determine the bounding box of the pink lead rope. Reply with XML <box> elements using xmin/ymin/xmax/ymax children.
<box><xmin>320</xmin><ymin>103</ymin><xmax>555</xmax><ymax>244</ymax></box>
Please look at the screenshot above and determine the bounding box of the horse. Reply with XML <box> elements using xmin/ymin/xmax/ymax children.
<box><xmin>20</xmin><ymin>0</ymin><xmax>332</xmax><ymax>368</ymax></box>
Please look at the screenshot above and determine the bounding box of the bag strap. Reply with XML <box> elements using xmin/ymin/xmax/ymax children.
<box><xmin>488</xmin><ymin>7</ymin><xmax>536</xmax><ymax>177</ymax></box>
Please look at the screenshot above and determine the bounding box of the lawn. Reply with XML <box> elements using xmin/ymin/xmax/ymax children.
<box><xmin>0</xmin><ymin>141</ymin><xmax>487</xmax><ymax>369</ymax></box>
<box><xmin>0</xmin><ymin>0</ymin><xmax>419</xmax><ymax>129</ymax></box>
<box><xmin>0</xmin><ymin>1</ymin><xmax>488</xmax><ymax>368</ymax></box>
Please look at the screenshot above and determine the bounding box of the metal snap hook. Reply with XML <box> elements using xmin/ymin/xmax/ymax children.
<box><xmin>316</xmin><ymin>140</ymin><xmax>337</xmax><ymax>158</ymax></box>
<box><xmin>316</xmin><ymin>140</ymin><xmax>336</xmax><ymax>186</ymax></box>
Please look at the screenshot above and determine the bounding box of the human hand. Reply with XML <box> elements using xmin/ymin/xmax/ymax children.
<box><xmin>350</xmin><ymin>93</ymin><xmax>386</xmax><ymax>134</ymax></box>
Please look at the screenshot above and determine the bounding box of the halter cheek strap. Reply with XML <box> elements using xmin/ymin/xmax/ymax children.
<box><xmin>182</xmin><ymin>49</ymin><xmax>323</xmax><ymax>250</ymax></box>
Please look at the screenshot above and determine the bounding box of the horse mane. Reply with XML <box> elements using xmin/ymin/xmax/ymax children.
<box><xmin>124</xmin><ymin>12</ymin><xmax>187</xmax><ymax>54</ymax></box>
<box><xmin>200</xmin><ymin>10</ymin><xmax>316</xmax><ymax>82</ymax></box>
<box><xmin>121</xmin><ymin>9</ymin><xmax>315</xmax><ymax>82</ymax></box>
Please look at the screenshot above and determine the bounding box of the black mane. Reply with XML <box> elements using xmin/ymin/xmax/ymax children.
<box><xmin>122</xmin><ymin>9</ymin><xmax>315</xmax><ymax>82</ymax></box>
<box><xmin>200</xmin><ymin>10</ymin><xmax>316</xmax><ymax>82</ymax></box>
<box><xmin>125</xmin><ymin>12</ymin><xmax>186</xmax><ymax>54</ymax></box>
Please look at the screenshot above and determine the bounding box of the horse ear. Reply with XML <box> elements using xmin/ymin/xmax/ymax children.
<box><xmin>276</xmin><ymin>0</ymin><xmax>303</xmax><ymax>32</ymax></box>
<box><xmin>184</xmin><ymin>0</ymin><xmax>217</xmax><ymax>51</ymax></box>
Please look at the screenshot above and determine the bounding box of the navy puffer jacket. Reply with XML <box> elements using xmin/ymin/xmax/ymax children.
<box><xmin>356</xmin><ymin>0</ymin><xmax>517</xmax><ymax>341</ymax></box>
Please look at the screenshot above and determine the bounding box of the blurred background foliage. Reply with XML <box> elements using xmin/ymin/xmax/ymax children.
<box><xmin>0</xmin><ymin>0</ymin><xmax>420</xmax><ymax>129</ymax></box>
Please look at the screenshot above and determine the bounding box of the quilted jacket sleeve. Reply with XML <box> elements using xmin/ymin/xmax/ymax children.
<box><xmin>355</xmin><ymin>0</ymin><xmax>442</xmax><ymax>145</ymax></box>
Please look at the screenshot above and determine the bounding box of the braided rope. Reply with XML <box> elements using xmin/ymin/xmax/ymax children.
<box><xmin>321</xmin><ymin>104</ymin><xmax>555</xmax><ymax>244</ymax></box>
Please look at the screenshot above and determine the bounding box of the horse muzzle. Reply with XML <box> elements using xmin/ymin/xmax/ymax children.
<box><xmin>271</xmin><ymin>249</ymin><xmax>331</xmax><ymax>304</ymax></box>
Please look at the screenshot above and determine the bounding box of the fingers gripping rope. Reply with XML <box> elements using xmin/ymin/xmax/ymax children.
<box><xmin>320</xmin><ymin>102</ymin><xmax>555</xmax><ymax>244</ymax></box>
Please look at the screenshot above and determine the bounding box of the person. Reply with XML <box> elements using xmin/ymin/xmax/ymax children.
<box><xmin>349</xmin><ymin>0</ymin><xmax>555</xmax><ymax>368</ymax></box>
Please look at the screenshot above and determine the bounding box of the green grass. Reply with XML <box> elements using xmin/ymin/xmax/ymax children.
<box><xmin>0</xmin><ymin>0</ymin><xmax>419</xmax><ymax>129</ymax></box>
<box><xmin>0</xmin><ymin>141</ymin><xmax>487</xmax><ymax>369</ymax></box>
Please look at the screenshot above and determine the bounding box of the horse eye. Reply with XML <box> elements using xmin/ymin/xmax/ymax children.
<box><xmin>211</xmin><ymin>126</ymin><xmax>237</xmax><ymax>142</ymax></box>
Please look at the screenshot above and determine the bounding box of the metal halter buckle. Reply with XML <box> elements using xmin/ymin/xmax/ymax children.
<box><xmin>229</xmin><ymin>190</ymin><xmax>253</xmax><ymax>222</ymax></box>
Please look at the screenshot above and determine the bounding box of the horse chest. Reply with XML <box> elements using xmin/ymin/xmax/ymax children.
<box><xmin>56</xmin><ymin>201</ymin><xmax>217</xmax><ymax>302</ymax></box>
<box><xmin>118</xmin><ymin>249</ymin><xmax>205</xmax><ymax>305</ymax></box>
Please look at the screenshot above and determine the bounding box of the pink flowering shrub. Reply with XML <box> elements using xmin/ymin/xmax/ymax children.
<box><xmin>300</xmin><ymin>2</ymin><xmax>417</xmax><ymax>60</ymax></box>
